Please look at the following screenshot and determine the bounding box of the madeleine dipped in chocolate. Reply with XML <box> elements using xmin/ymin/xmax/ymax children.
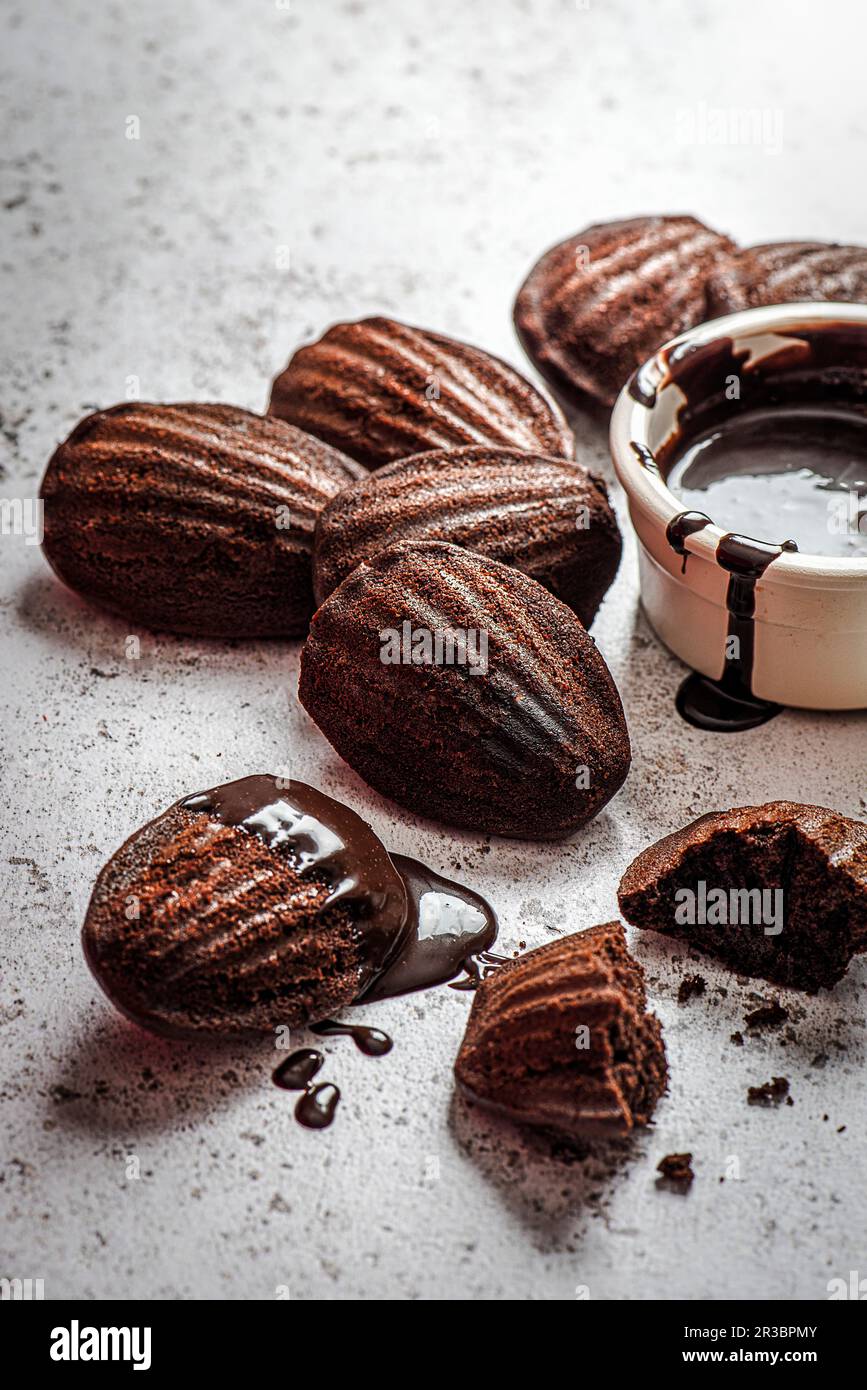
<box><xmin>82</xmin><ymin>777</ymin><xmax>409</xmax><ymax>1036</ymax></box>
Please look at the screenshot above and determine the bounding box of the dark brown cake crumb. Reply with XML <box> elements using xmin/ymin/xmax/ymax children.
<box><xmin>657</xmin><ymin>1152</ymin><xmax>695</xmax><ymax>1190</ymax></box>
<box><xmin>748</xmin><ymin>1077</ymin><xmax>790</xmax><ymax>1106</ymax></box>
<box><xmin>730</xmin><ymin>1031</ymin><xmax>744</xmax><ymax>1046</ymax></box>
<box><xmin>745</xmin><ymin>1001</ymin><xmax>788</xmax><ymax>1030</ymax></box>
<box><xmin>678</xmin><ymin>973</ymin><xmax>706</xmax><ymax>1004</ymax></box>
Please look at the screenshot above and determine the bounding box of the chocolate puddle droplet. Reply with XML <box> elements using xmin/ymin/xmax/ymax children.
<box><xmin>311</xmin><ymin>1019</ymin><xmax>393</xmax><ymax>1056</ymax></box>
<box><xmin>295</xmin><ymin>1082</ymin><xmax>340</xmax><ymax>1130</ymax></box>
<box><xmin>273</xmin><ymin>1048</ymin><xmax>323</xmax><ymax>1090</ymax></box>
<box><xmin>675</xmin><ymin>672</ymin><xmax>781</xmax><ymax>732</ymax></box>
<box><xmin>273</xmin><ymin>1050</ymin><xmax>342</xmax><ymax>1129</ymax></box>
<box><xmin>360</xmin><ymin>854</ymin><xmax>498</xmax><ymax>1003</ymax></box>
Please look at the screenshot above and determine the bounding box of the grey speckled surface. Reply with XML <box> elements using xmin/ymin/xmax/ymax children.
<box><xmin>2</xmin><ymin>0</ymin><xmax>867</xmax><ymax>1301</ymax></box>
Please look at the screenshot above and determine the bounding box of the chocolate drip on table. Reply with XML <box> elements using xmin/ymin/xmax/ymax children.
<box><xmin>272</xmin><ymin>1049</ymin><xmax>340</xmax><ymax>1129</ymax></box>
<box><xmin>311</xmin><ymin>1019</ymin><xmax>393</xmax><ymax>1055</ymax></box>
<box><xmin>360</xmin><ymin>853</ymin><xmax>498</xmax><ymax>1003</ymax></box>
<box><xmin>665</xmin><ymin>524</ymin><xmax>797</xmax><ymax>732</ymax></box>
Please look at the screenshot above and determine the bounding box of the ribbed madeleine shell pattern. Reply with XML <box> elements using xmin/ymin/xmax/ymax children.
<box><xmin>707</xmin><ymin>241</ymin><xmax>867</xmax><ymax>314</ymax></box>
<box><xmin>312</xmin><ymin>445</ymin><xmax>622</xmax><ymax>624</ymax></box>
<box><xmin>41</xmin><ymin>402</ymin><xmax>366</xmax><ymax>637</ymax></box>
<box><xmin>268</xmin><ymin>316</ymin><xmax>574</xmax><ymax>469</ymax></box>
<box><xmin>82</xmin><ymin>802</ymin><xmax>366</xmax><ymax>1035</ymax></box>
<box><xmin>455</xmin><ymin>923</ymin><xmax>668</xmax><ymax>1140</ymax></box>
<box><xmin>299</xmin><ymin>540</ymin><xmax>630</xmax><ymax>839</ymax></box>
<box><xmin>514</xmin><ymin>214</ymin><xmax>737</xmax><ymax>409</ymax></box>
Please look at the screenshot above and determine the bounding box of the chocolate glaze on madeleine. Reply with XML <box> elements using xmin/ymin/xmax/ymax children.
<box><xmin>83</xmin><ymin>775</ymin><xmax>498</xmax><ymax>1036</ymax></box>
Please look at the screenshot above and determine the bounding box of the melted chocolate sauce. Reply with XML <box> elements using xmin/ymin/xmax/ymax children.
<box><xmin>182</xmin><ymin>777</ymin><xmax>407</xmax><ymax>994</ymax></box>
<box><xmin>630</xmin><ymin>440</ymin><xmax>659</xmax><ymax>473</ymax></box>
<box><xmin>185</xmin><ymin>777</ymin><xmax>501</xmax><ymax>1129</ymax></box>
<box><xmin>674</xmin><ymin>532</ymin><xmax>798</xmax><ymax>732</ymax></box>
<box><xmin>272</xmin><ymin>1048</ymin><xmax>342</xmax><ymax>1130</ymax></box>
<box><xmin>665</xmin><ymin>511</ymin><xmax>712</xmax><ymax>573</ymax></box>
<box><xmin>311</xmin><ymin>1019</ymin><xmax>393</xmax><ymax>1056</ymax></box>
<box><xmin>359</xmin><ymin>853</ymin><xmax>498</xmax><ymax>1003</ymax></box>
<box><xmin>273</xmin><ymin>1048</ymin><xmax>323</xmax><ymax>1089</ymax></box>
<box><xmin>449</xmin><ymin>949</ymin><xmax>514</xmax><ymax>991</ymax></box>
<box><xmin>295</xmin><ymin>1083</ymin><xmax>340</xmax><ymax>1130</ymax></box>
<box><xmin>182</xmin><ymin>778</ymin><xmax>498</xmax><ymax>1003</ymax></box>
<box><xmin>642</xmin><ymin>322</ymin><xmax>867</xmax><ymax>731</ymax></box>
<box><xmin>667</xmin><ymin>404</ymin><xmax>867</xmax><ymax>559</ymax></box>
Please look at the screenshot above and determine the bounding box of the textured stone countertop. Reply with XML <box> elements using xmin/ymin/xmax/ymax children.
<box><xmin>2</xmin><ymin>0</ymin><xmax>866</xmax><ymax>1300</ymax></box>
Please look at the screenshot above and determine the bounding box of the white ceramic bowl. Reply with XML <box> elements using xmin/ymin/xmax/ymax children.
<box><xmin>610</xmin><ymin>302</ymin><xmax>867</xmax><ymax>710</ymax></box>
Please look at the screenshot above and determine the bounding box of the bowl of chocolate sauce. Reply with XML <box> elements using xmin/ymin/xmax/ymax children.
<box><xmin>610</xmin><ymin>303</ymin><xmax>867</xmax><ymax>727</ymax></box>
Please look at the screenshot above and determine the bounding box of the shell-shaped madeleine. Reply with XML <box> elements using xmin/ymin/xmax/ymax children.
<box><xmin>82</xmin><ymin>776</ymin><xmax>407</xmax><ymax>1036</ymax></box>
<box><xmin>515</xmin><ymin>214</ymin><xmax>737</xmax><ymax>409</ymax></box>
<box><xmin>707</xmin><ymin>240</ymin><xmax>867</xmax><ymax>314</ymax></box>
<box><xmin>299</xmin><ymin>540</ymin><xmax>630</xmax><ymax>840</ymax></box>
<box><xmin>312</xmin><ymin>445</ymin><xmax>622</xmax><ymax>625</ymax></box>
<box><xmin>41</xmin><ymin>402</ymin><xmax>365</xmax><ymax>637</ymax></box>
<box><xmin>268</xmin><ymin>316</ymin><xmax>574</xmax><ymax>470</ymax></box>
<box><xmin>455</xmin><ymin>923</ymin><xmax>668</xmax><ymax>1140</ymax></box>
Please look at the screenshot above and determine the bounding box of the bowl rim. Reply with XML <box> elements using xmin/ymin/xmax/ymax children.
<box><xmin>610</xmin><ymin>301</ymin><xmax>867</xmax><ymax>582</ymax></box>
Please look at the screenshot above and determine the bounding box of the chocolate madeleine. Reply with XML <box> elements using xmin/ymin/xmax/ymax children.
<box><xmin>619</xmin><ymin>802</ymin><xmax>867</xmax><ymax>992</ymax></box>
<box><xmin>455</xmin><ymin>922</ymin><xmax>668</xmax><ymax>1141</ymax></box>
<box><xmin>82</xmin><ymin>777</ymin><xmax>407</xmax><ymax>1036</ymax></box>
<box><xmin>40</xmin><ymin>402</ymin><xmax>365</xmax><ymax>638</ymax></box>
<box><xmin>312</xmin><ymin>445</ymin><xmax>622</xmax><ymax>624</ymax></box>
<box><xmin>514</xmin><ymin>214</ymin><xmax>736</xmax><ymax>410</ymax></box>
<box><xmin>707</xmin><ymin>241</ymin><xmax>867</xmax><ymax>315</ymax></box>
<box><xmin>83</xmin><ymin>775</ymin><xmax>499</xmax><ymax>1037</ymax></box>
<box><xmin>268</xmin><ymin>316</ymin><xmax>574</xmax><ymax>470</ymax></box>
<box><xmin>299</xmin><ymin>540</ymin><xmax>630</xmax><ymax>839</ymax></box>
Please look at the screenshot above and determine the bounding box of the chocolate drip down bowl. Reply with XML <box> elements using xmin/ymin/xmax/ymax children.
<box><xmin>610</xmin><ymin>303</ymin><xmax>867</xmax><ymax>721</ymax></box>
